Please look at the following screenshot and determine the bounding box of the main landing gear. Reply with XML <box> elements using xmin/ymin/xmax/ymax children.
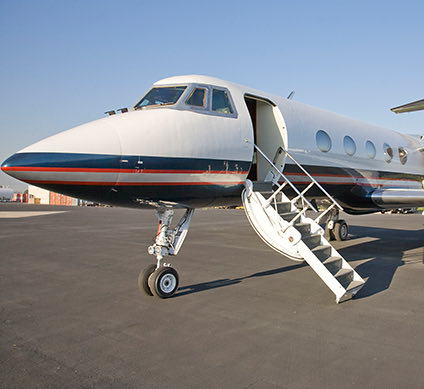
<box><xmin>138</xmin><ymin>208</ymin><xmax>194</xmax><ymax>298</ymax></box>
<box><xmin>324</xmin><ymin>208</ymin><xmax>349</xmax><ymax>241</ymax></box>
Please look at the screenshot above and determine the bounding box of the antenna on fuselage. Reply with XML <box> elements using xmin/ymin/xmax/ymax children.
<box><xmin>287</xmin><ymin>91</ymin><xmax>295</xmax><ymax>100</ymax></box>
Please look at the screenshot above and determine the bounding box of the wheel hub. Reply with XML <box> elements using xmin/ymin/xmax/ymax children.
<box><xmin>160</xmin><ymin>273</ymin><xmax>177</xmax><ymax>293</ymax></box>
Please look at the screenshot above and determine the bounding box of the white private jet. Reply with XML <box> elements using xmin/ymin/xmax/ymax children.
<box><xmin>2</xmin><ymin>75</ymin><xmax>424</xmax><ymax>303</ymax></box>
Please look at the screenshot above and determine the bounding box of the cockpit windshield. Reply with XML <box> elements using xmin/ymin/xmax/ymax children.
<box><xmin>134</xmin><ymin>86</ymin><xmax>187</xmax><ymax>109</ymax></box>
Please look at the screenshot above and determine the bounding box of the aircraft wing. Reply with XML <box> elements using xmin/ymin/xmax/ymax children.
<box><xmin>391</xmin><ymin>99</ymin><xmax>424</xmax><ymax>114</ymax></box>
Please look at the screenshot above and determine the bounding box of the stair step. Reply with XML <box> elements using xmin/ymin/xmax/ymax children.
<box><xmin>322</xmin><ymin>256</ymin><xmax>343</xmax><ymax>274</ymax></box>
<box><xmin>243</xmin><ymin>172</ymin><xmax>365</xmax><ymax>304</ymax></box>
<box><xmin>252</xmin><ymin>181</ymin><xmax>273</xmax><ymax>193</ymax></box>
<box><xmin>279</xmin><ymin>211</ymin><xmax>299</xmax><ymax>222</ymax></box>
<box><xmin>275</xmin><ymin>202</ymin><xmax>292</xmax><ymax>213</ymax></box>
<box><xmin>303</xmin><ymin>233</ymin><xmax>322</xmax><ymax>249</ymax></box>
<box><xmin>345</xmin><ymin>280</ymin><xmax>364</xmax><ymax>294</ymax></box>
<box><xmin>294</xmin><ymin>223</ymin><xmax>311</xmax><ymax>235</ymax></box>
<box><xmin>311</xmin><ymin>245</ymin><xmax>332</xmax><ymax>261</ymax></box>
<box><xmin>335</xmin><ymin>268</ymin><xmax>354</xmax><ymax>289</ymax></box>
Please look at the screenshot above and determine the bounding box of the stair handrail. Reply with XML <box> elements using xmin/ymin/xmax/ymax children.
<box><xmin>251</xmin><ymin>142</ymin><xmax>343</xmax><ymax>223</ymax></box>
<box><xmin>280</xmin><ymin>146</ymin><xmax>343</xmax><ymax>212</ymax></box>
<box><xmin>251</xmin><ymin>143</ymin><xmax>317</xmax><ymax>212</ymax></box>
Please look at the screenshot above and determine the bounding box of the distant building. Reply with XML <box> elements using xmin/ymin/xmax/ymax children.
<box><xmin>12</xmin><ymin>192</ymin><xmax>28</xmax><ymax>203</ymax></box>
<box><xmin>0</xmin><ymin>186</ymin><xmax>14</xmax><ymax>201</ymax></box>
<box><xmin>28</xmin><ymin>185</ymin><xmax>79</xmax><ymax>206</ymax></box>
<box><xmin>28</xmin><ymin>185</ymin><xmax>49</xmax><ymax>204</ymax></box>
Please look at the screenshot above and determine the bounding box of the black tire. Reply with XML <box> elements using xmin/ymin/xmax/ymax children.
<box><xmin>334</xmin><ymin>220</ymin><xmax>348</xmax><ymax>241</ymax></box>
<box><xmin>138</xmin><ymin>264</ymin><xmax>157</xmax><ymax>296</ymax></box>
<box><xmin>148</xmin><ymin>267</ymin><xmax>179</xmax><ymax>298</ymax></box>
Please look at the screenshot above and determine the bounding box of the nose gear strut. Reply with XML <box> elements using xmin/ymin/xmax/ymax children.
<box><xmin>138</xmin><ymin>208</ymin><xmax>194</xmax><ymax>298</ymax></box>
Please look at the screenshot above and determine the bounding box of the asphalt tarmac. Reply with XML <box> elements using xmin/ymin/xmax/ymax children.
<box><xmin>1</xmin><ymin>203</ymin><xmax>423</xmax><ymax>388</ymax></box>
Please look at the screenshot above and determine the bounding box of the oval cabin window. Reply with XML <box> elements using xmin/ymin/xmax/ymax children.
<box><xmin>343</xmin><ymin>136</ymin><xmax>356</xmax><ymax>156</ymax></box>
<box><xmin>383</xmin><ymin>143</ymin><xmax>393</xmax><ymax>163</ymax></box>
<box><xmin>398</xmin><ymin>147</ymin><xmax>408</xmax><ymax>165</ymax></box>
<box><xmin>316</xmin><ymin>130</ymin><xmax>332</xmax><ymax>152</ymax></box>
<box><xmin>366</xmin><ymin>141</ymin><xmax>376</xmax><ymax>159</ymax></box>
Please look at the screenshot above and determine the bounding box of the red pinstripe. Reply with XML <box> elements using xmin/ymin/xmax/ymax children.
<box><xmin>1</xmin><ymin>166</ymin><xmax>248</xmax><ymax>175</ymax></box>
<box><xmin>26</xmin><ymin>180</ymin><xmax>245</xmax><ymax>186</ymax></box>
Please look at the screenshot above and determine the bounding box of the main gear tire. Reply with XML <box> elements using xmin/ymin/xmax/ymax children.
<box><xmin>334</xmin><ymin>220</ymin><xmax>348</xmax><ymax>241</ymax></box>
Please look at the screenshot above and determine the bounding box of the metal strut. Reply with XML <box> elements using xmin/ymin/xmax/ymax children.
<box><xmin>148</xmin><ymin>208</ymin><xmax>194</xmax><ymax>268</ymax></box>
<box><xmin>325</xmin><ymin>207</ymin><xmax>340</xmax><ymax>231</ymax></box>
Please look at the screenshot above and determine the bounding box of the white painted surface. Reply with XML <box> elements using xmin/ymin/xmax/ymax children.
<box><xmin>14</xmin><ymin>74</ymin><xmax>423</xmax><ymax>179</ymax></box>
<box><xmin>255</xmin><ymin>101</ymin><xmax>287</xmax><ymax>180</ymax></box>
<box><xmin>0</xmin><ymin>211</ymin><xmax>66</xmax><ymax>218</ymax></box>
<box><xmin>28</xmin><ymin>185</ymin><xmax>50</xmax><ymax>204</ymax></box>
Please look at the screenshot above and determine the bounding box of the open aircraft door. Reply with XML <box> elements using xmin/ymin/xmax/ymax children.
<box><xmin>244</xmin><ymin>94</ymin><xmax>288</xmax><ymax>182</ymax></box>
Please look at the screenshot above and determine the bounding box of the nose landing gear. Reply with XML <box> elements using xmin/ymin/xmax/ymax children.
<box><xmin>138</xmin><ymin>208</ymin><xmax>194</xmax><ymax>298</ymax></box>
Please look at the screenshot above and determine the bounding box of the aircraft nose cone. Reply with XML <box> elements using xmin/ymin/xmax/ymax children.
<box><xmin>1</xmin><ymin>151</ymin><xmax>122</xmax><ymax>186</ymax></box>
<box><xmin>1</xmin><ymin>116</ymin><xmax>122</xmax><ymax>187</ymax></box>
<box><xmin>2</xmin><ymin>151</ymin><xmax>59</xmax><ymax>182</ymax></box>
<box><xmin>1</xmin><ymin>156</ymin><xmax>10</xmax><ymax>170</ymax></box>
<box><xmin>1</xmin><ymin>151</ymin><xmax>63</xmax><ymax>183</ymax></box>
<box><xmin>1</xmin><ymin>153</ymin><xmax>27</xmax><ymax>180</ymax></box>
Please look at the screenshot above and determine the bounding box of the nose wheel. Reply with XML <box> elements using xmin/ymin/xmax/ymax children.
<box><xmin>138</xmin><ymin>264</ymin><xmax>156</xmax><ymax>296</ymax></box>
<box><xmin>149</xmin><ymin>267</ymin><xmax>179</xmax><ymax>298</ymax></box>
<box><xmin>139</xmin><ymin>265</ymin><xmax>179</xmax><ymax>298</ymax></box>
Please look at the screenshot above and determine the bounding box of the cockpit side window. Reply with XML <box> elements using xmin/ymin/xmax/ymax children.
<box><xmin>134</xmin><ymin>86</ymin><xmax>187</xmax><ymax>109</ymax></box>
<box><xmin>185</xmin><ymin>88</ymin><xmax>206</xmax><ymax>107</ymax></box>
<box><xmin>212</xmin><ymin>89</ymin><xmax>234</xmax><ymax>114</ymax></box>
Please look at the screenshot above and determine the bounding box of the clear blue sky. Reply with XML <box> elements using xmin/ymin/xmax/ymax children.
<box><xmin>1</xmin><ymin>0</ymin><xmax>423</xmax><ymax>190</ymax></box>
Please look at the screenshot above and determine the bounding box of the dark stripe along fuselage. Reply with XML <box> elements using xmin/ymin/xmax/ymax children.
<box><xmin>3</xmin><ymin>152</ymin><xmax>423</xmax><ymax>212</ymax></box>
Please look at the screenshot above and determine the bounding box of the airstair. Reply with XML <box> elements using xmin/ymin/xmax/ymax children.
<box><xmin>242</xmin><ymin>144</ymin><xmax>365</xmax><ymax>303</ymax></box>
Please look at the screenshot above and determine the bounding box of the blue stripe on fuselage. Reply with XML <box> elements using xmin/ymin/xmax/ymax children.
<box><xmin>2</xmin><ymin>152</ymin><xmax>251</xmax><ymax>172</ymax></box>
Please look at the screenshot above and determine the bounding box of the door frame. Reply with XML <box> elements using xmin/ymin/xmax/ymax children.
<box><xmin>244</xmin><ymin>94</ymin><xmax>288</xmax><ymax>181</ymax></box>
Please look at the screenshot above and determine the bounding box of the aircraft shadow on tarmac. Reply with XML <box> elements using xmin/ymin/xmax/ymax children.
<box><xmin>338</xmin><ymin>225</ymin><xmax>424</xmax><ymax>300</ymax></box>
<box><xmin>175</xmin><ymin>263</ymin><xmax>307</xmax><ymax>297</ymax></box>
<box><xmin>175</xmin><ymin>225</ymin><xmax>424</xmax><ymax>300</ymax></box>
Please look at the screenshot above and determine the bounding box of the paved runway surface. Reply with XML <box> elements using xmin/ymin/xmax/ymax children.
<box><xmin>1</xmin><ymin>204</ymin><xmax>423</xmax><ymax>388</ymax></box>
